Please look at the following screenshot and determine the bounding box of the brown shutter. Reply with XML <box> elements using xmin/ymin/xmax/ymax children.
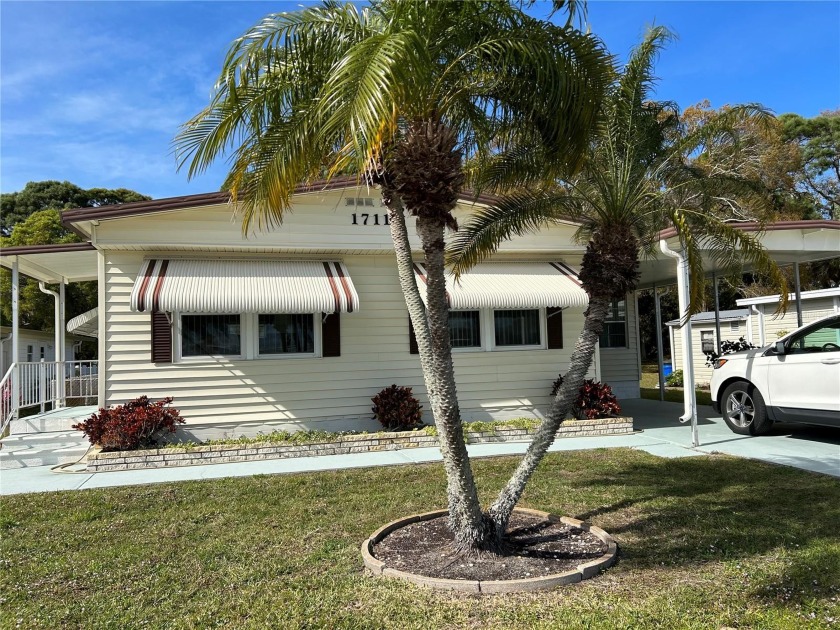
<box><xmin>408</xmin><ymin>317</ymin><xmax>419</xmax><ymax>355</ymax></box>
<box><xmin>322</xmin><ymin>313</ymin><xmax>341</xmax><ymax>357</ymax></box>
<box><xmin>546</xmin><ymin>307</ymin><xmax>563</xmax><ymax>349</ymax></box>
<box><xmin>151</xmin><ymin>312</ymin><xmax>172</xmax><ymax>363</ymax></box>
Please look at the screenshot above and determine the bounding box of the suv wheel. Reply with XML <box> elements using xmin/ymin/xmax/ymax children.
<box><xmin>721</xmin><ymin>381</ymin><xmax>772</xmax><ymax>436</ymax></box>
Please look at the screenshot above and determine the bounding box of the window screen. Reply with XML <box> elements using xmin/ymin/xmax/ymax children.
<box><xmin>181</xmin><ymin>314</ymin><xmax>241</xmax><ymax>357</ymax></box>
<box><xmin>258</xmin><ymin>314</ymin><xmax>314</xmax><ymax>354</ymax></box>
<box><xmin>494</xmin><ymin>310</ymin><xmax>540</xmax><ymax>346</ymax></box>
<box><xmin>449</xmin><ymin>311</ymin><xmax>481</xmax><ymax>348</ymax></box>
<box><xmin>599</xmin><ymin>299</ymin><xmax>627</xmax><ymax>348</ymax></box>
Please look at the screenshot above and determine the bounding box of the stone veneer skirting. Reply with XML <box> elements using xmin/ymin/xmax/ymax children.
<box><xmin>85</xmin><ymin>417</ymin><xmax>634</xmax><ymax>472</ymax></box>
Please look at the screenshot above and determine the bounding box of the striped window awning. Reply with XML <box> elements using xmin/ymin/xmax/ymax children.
<box><xmin>413</xmin><ymin>261</ymin><xmax>588</xmax><ymax>310</ymax></box>
<box><xmin>67</xmin><ymin>307</ymin><xmax>99</xmax><ymax>338</ymax></box>
<box><xmin>130</xmin><ymin>259</ymin><xmax>359</xmax><ymax>314</ymax></box>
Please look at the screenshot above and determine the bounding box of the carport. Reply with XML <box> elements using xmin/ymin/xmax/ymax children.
<box><xmin>639</xmin><ymin>220</ymin><xmax>840</xmax><ymax>446</ymax></box>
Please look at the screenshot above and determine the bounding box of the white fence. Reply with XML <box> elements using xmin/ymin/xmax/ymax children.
<box><xmin>1</xmin><ymin>361</ymin><xmax>98</xmax><ymax>434</ymax></box>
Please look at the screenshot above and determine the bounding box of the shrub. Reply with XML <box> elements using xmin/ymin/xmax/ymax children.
<box><xmin>550</xmin><ymin>375</ymin><xmax>621</xmax><ymax>419</ymax></box>
<box><xmin>371</xmin><ymin>385</ymin><xmax>423</xmax><ymax>430</ymax></box>
<box><xmin>665</xmin><ymin>369</ymin><xmax>684</xmax><ymax>387</ymax></box>
<box><xmin>703</xmin><ymin>337</ymin><xmax>757</xmax><ymax>367</ymax></box>
<box><xmin>73</xmin><ymin>396</ymin><xmax>184</xmax><ymax>451</ymax></box>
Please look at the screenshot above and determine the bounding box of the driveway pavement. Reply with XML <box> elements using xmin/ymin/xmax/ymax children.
<box><xmin>1</xmin><ymin>399</ymin><xmax>837</xmax><ymax>496</ymax></box>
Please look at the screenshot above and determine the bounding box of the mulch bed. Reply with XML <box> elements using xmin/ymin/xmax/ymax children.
<box><xmin>372</xmin><ymin>511</ymin><xmax>607</xmax><ymax>581</ymax></box>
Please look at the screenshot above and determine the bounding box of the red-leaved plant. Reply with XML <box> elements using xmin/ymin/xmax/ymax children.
<box><xmin>551</xmin><ymin>376</ymin><xmax>621</xmax><ymax>419</ymax></box>
<box><xmin>73</xmin><ymin>396</ymin><xmax>184</xmax><ymax>451</ymax></box>
<box><xmin>371</xmin><ymin>384</ymin><xmax>423</xmax><ymax>430</ymax></box>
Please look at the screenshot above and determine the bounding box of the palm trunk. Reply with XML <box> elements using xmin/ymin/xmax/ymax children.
<box><xmin>413</xmin><ymin>215</ymin><xmax>496</xmax><ymax>552</ymax></box>
<box><xmin>488</xmin><ymin>296</ymin><xmax>611</xmax><ymax>537</ymax></box>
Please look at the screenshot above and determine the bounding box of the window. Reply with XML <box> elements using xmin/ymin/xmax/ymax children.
<box><xmin>26</xmin><ymin>345</ymin><xmax>33</xmax><ymax>361</ymax></box>
<box><xmin>181</xmin><ymin>314</ymin><xmax>241</xmax><ymax>357</ymax></box>
<box><xmin>39</xmin><ymin>346</ymin><xmax>46</xmax><ymax>360</ymax></box>
<box><xmin>729</xmin><ymin>321</ymin><xmax>740</xmax><ymax>332</ymax></box>
<box><xmin>701</xmin><ymin>330</ymin><xmax>715</xmax><ymax>353</ymax></box>
<box><xmin>494</xmin><ymin>309</ymin><xmax>541</xmax><ymax>347</ymax></box>
<box><xmin>599</xmin><ymin>299</ymin><xmax>627</xmax><ymax>348</ymax></box>
<box><xmin>787</xmin><ymin>320</ymin><xmax>840</xmax><ymax>354</ymax></box>
<box><xmin>449</xmin><ymin>311</ymin><xmax>481</xmax><ymax>349</ymax></box>
<box><xmin>259</xmin><ymin>314</ymin><xmax>315</xmax><ymax>355</ymax></box>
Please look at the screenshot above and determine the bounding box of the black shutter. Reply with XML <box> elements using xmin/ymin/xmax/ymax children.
<box><xmin>546</xmin><ymin>307</ymin><xmax>563</xmax><ymax>349</ymax></box>
<box><xmin>322</xmin><ymin>313</ymin><xmax>341</xmax><ymax>357</ymax></box>
<box><xmin>151</xmin><ymin>312</ymin><xmax>172</xmax><ymax>363</ymax></box>
<box><xmin>408</xmin><ymin>317</ymin><xmax>419</xmax><ymax>355</ymax></box>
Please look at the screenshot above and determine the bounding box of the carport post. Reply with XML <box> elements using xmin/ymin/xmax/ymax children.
<box><xmin>653</xmin><ymin>284</ymin><xmax>666</xmax><ymax>402</ymax></box>
<box><xmin>59</xmin><ymin>280</ymin><xmax>66</xmax><ymax>406</ymax></box>
<box><xmin>713</xmin><ymin>273</ymin><xmax>722</xmax><ymax>353</ymax></box>
<box><xmin>11</xmin><ymin>258</ymin><xmax>19</xmax><ymax>420</ymax></box>
<box><xmin>793</xmin><ymin>261</ymin><xmax>803</xmax><ymax>327</ymax></box>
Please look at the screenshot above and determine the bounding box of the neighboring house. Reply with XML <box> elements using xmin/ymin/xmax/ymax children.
<box><xmin>667</xmin><ymin>286</ymin><xmax>840</xmax><ymax>386</ymax></box>
<box><xmin>737</xmin><ymin>287</ymin><xmax>840</xmax><ymax>345</ymax></box>
<box><xmin>667</xmin><ymin>309</ymin><xmax>751</xmax><ymax>385</ymax></box>
<box><xmin>0</xmin><ymin>326</ymin><xmax>83</xmax><ymax>376</ymax></box>
<box><xmin>16</xmin><ymin>183</ymin><xmax>638</xmax><ymax>440</ymax></box>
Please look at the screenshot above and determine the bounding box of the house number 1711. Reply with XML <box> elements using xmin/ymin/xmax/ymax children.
<box><xmin>351</xmin><ymin>213</ymin><xmax>390</xmax><ymax>226</ymax></box>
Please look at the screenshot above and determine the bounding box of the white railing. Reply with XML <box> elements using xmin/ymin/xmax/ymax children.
<box><xmin>0</xmin><ymin>360</ymin><xmax>99</xmax><ymax>436</ymax></box>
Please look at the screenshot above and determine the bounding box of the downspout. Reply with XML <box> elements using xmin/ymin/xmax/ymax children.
<box><xmin>38</xmin><ymin>282</ymin><xmax>64</xmax><ymax>408</ymax></box>
<box><xmin>37</xmin><ymin>282</ymin><xmax>61</xmax><ymax>364</ymax></box>
<box><xmin>659</xmin><ymin>239</ymin><xmax>699</xmax><ymax>447</ymax></box>
<box><xmin>751</xmin><ymin>305</ymin><xmax>766</xmax><ymax>346</ymax></box>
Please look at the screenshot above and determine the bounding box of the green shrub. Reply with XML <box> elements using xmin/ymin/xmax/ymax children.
<box><xmin>371</xmin><ymin>384</ymin><xmax>423</xmax><ymax>430</ymax></box>
<box><xmin>665</xmin><ymin>369</ymin><xmax>684</xmax><ymax>387</ymax></box>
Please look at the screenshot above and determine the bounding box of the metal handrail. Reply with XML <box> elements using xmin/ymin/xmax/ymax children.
<box><xmin>0</xmin><ymin>360</ymin><xmax>99</xmax><ymax>436</ymax></box>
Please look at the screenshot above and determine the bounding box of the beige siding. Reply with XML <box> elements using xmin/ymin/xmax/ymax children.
<box><xmin>104</xmin><ymin>251</ymin><xmax>595</xmax><ymax>437</ymax></box>
<box><xmin>598</xmin><ymin>294</ymin><xmax>641</xmax><ymax>399</ymax></box>
<box><xmin>759</xmin><ymin>298</ymin><xmax>837</xmax><ymax>341</ymax></box>
<box><xmin>670</xmin><ymin>321</ymin><xmax>747</xmax><ymax>385</ymax></box>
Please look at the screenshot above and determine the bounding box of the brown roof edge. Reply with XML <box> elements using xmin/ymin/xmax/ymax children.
<box><xmin>60</xmin><ymin>176</ymin><xmax>509</xmax><ymax>228</ymax></box>
<box><xmin>0</xmin><ymin>241</ymin><xmax>96</xmax><ymax>257</ymax></box>
<box><xmin>657</xmin><ymin>219</ymin><xmax>840</xmax><ymax>241</ymax></box>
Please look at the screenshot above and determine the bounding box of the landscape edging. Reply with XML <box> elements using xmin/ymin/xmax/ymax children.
<box><xmin>361</xmin><ymin>507</ymin><xmax>618</xmax><ymax>593</ymax></box>
<box><xmin>85</xmin><ymin>416</ymin><xmax>633</xmax><ymax>472</ymax></box>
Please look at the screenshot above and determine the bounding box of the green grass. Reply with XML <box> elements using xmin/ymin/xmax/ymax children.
<box><xmin>640</xmin><ymin>362</ymin><xmax>713</xmax><ymax>406</ymax></box>
<box><xmin>2</xmin><ymin>449</ymin><xmax>838</xmax><ymax>629</ymax></box>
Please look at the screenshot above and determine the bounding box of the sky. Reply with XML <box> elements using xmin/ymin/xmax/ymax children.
<box><xmin>1</xmin><ymin>1</ymin><xmax>839</xmax><ymax>200</ymax></box>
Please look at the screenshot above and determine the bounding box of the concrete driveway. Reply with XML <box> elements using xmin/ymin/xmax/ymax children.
<box><xmin>621</xmin><ymin>398</ymin><xmax>840</xmax><ymax>478</ymax></box>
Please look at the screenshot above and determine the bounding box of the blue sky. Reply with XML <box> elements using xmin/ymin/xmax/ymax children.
<box><xmin>1</xmin><ymin>1</ymin><xmax>838</xmax><ymax>200</ymax></box>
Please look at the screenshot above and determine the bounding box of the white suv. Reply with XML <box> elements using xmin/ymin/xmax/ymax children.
<box><xmin>710</xmin><ymin>314</ymin><xmax>840</xmax><ymax>435</ymax></box>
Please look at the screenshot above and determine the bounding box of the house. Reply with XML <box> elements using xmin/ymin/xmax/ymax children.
<box><xmin>666</xmin><ymin>309</ymin><xmax>751</xmax><ymax>385</ymax></box>
<box><xmin>2</xmin><ymin>183</ymin><xmax>838</xmax><ymax>445</ymax></box>
<box><xmin>737</xmin><ymin>287</ymin><xmax>840</xmax><ymax>345</ymax></box>
<box><xmin>1</xmin><ymin>182</ymin><xmax>640</xmax><ymax>440</ymax></box>
<box><xmin>666</xmin><ymin>287</ymin><xmax>840</xmax><ymax>386</ymax></box>
<box><xmin>0</xmin><ymin>326</ymin><xmax>84</xmax><ymax>376</ymax></box>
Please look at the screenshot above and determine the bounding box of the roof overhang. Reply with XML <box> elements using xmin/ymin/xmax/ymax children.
<box><xmin>638</xmin><ymin>221</ymin><xmax>840</xmax><ymax>289</ymax></box>
<box><xmin>0</xmin><ymin>242</ymin><xmax>98</xmax><ymax>283</ymax></box>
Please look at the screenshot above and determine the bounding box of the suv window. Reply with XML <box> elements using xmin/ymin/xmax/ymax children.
<box><xmin>787</xmin><ymin>319</ymin><xmax>840</xmax><ymax>354</ymax></box>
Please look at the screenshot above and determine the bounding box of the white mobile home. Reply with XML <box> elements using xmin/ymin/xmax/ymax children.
<box><xmin>737</xmin><ymin>287</ymin><xmax>840</xmax><ymax>345</ymax></box>
<box><xmin>3</xmin><ymin>182</ymin><xmax>641</xmax><ymax>440</ymax></box>
<box><xmin>0</xmin><ymin>326</ymin><xmax>83</xmax><ymax>376</ymax></box>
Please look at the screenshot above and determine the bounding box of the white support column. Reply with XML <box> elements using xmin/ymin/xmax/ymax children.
<box><xmin>11</xmin><ymin>258</ymin><xmax>20</xmax><ymax>420</ymax></box>
<box><xmin>793</xmin><ymin>261</ymin><xmax>803</xmax><ymax>328</ymax></box>
<box><xmin>659</xmin><ymin>240</ymin><xmax>699</xmax><ymax>447</ymax></box>
<box><xmin>59</xmin><ymin>280</ymin><xmax>67</xmax><ymax>406</ymax></box>
<box><xmin>654</xmin><ymin>285</ymin><xmax>666</xmax><ymax>402</ymax></box>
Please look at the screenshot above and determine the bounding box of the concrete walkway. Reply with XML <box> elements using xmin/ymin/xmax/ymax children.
<box><xmin>1</xmin><ymin>399</ymin><xmax>837</xmax><ymax>496</ymax></box>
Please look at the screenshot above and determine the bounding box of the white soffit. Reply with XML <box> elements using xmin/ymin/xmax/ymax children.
<box><xmin>413</xmin><ymin>261</ymin><xmax>588</xmax><ymax>310</ymax></box>
<box><xmin>129</xmin><ymin>259</ymin><xmax>359</xmax><ymax>314</ymax></box>
<box><xmin>66</xmin><ymin>308</ymin><xmax>99</xmax><ymax>338</ymax></box>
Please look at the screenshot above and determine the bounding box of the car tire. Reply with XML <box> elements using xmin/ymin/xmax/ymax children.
<box><xmin>721</xmin><ymin>381</ymin><xmax>772</xmax><ymax>436</ymax></box>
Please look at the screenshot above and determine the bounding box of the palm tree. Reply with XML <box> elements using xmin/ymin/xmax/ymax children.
<box><xmin>448</xmin><ymin>26</ymin><xmax>789</xmax><ymax>536</ymax></box>
<box><xmin>175</xmin><ymin>0</ymin><xmax>612</xmax><ymax>551</ymax></box>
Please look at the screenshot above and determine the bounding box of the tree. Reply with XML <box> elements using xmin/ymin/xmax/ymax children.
<box><xmin>175</xmin><ymin>0</ymin><xmax>611</xmax><ymax>551</ymax></box>
<box><xmin>1</xmin><ymin>181</ymin><xmax>150</xmax><ymax>333</ymax></box>
<box><xmin>448</xmin><ymin>27</ymin><xmax>788</xmax><ymax>531</ymax></box>
<box><xmin>1</xmin><ymin>180</ymin><xmax>150</xmax><ymax>236</ymax></box>
<box><xmin>780</xmin><ymin>111</ymin><xmax>840</xmax><ymax>220</ymax></box>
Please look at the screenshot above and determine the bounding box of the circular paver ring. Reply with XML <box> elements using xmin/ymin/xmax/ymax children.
<box><xmin>361</xmin><ymin>507</ymin><xmax>618</xmax><ymax>594</ymax></box>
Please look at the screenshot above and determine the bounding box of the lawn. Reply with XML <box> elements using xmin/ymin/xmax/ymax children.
<box><xmin>639</xmin><ymin>362</ymin><xmax>713</xmax><ymax>406</ymax></box>
<box><xmin>2</xmin><ymin>449</ymin><xmax>838</xmax><ymax>629</ymax></box>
